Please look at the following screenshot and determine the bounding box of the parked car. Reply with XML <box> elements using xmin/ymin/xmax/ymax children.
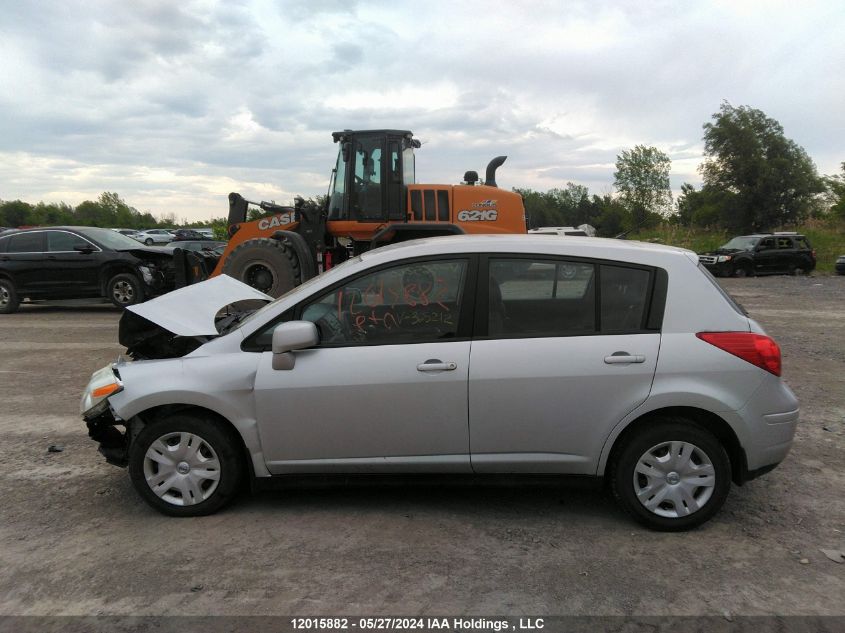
<box><xmin>698</xmin><ymin>232</ymin><xmax>816</xmax><ymax>277</ymax></box>
<box><xmin>81</xmin><ymin>235</ymin><xmax>797</xmax><ymax>530</ymax></box>
<box><xmin>170</xmin><ymin>229</ymin><xmax>207</xmax><ymax>241</ymax></box>
<box><xmin>195</xmin><ymin>228</ymin><xmax>215</xmax><ymax>239</ymax></box>
<box><xmin>112</xmin><ymin>228</ymin><xmax>139</xmax><ymax>237</ymax></box>
<box><xmin>133</xmin><ymin>229</ymin><xmax>175</xmax><ymax>246</ymax></box>
<box><xmin>171</xmin><ymin>240</ymin><xmax>227</xmax><ymax>255</ymax></box>
<box><xmin>836</xmin><ymin>255</ymin><xmax>845</xmax><ymax>275</ymax></box>
<box><xmin>529</xmin><ymin>226</ymin><xmax>589</xmax><ymax>236</ymax></box>
<box><xmin>0</xmin><ymin>226</ymin><xmax>177</xmax><ymax>312</ymax></box>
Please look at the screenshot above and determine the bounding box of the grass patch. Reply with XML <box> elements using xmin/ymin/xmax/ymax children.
<box><xmin>626</xmin><ymin>223</ymin><xmax>845</xmax><ymax>274</ymax></box>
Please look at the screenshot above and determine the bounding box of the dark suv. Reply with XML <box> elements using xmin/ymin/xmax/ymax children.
<box><xmin>698</xmin><ymin>233</ymin><xmax>816</xmax><ymax>277</ymax></box>
<box><xmin>0</xmin><ymin>227</ymin><xmax>177</xmax><ymax>313</ymax></box>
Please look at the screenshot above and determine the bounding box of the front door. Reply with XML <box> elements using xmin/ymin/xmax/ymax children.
<box><xmin>469</xmin><ymin>257</ymin><xmax>662</xmax><ymax>475</ymax></box>
<box><xmin>253</xmin><ymin>257</ymin><xmax>475</xmax><ymax>473</ymax></box>
<box><xmin>44</xmin><ymin>230</ymin><xmax>101</xmax><ymax>296</ymax></box>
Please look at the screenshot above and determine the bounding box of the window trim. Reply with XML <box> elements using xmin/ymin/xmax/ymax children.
<box><xmin>475</xmin><ymin>253</ymin><xmax>665</xmax><ymax>341</ymax></box>
<box><xmin>241</xmin><ymin>254</ymin><xmax>479</xmax><ymax>352</ymax></box>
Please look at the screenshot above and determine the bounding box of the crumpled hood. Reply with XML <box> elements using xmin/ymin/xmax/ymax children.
<box><xmin>126</xmin><ymin>274</ymin><xmax>271</xmax><ymax>336</ymax></box>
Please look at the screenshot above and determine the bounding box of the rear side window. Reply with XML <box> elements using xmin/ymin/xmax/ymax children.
<box><xmin>489</xmin><ymin>259</ymin><xmax>596</xmax><ymax>336</ymax></box>
<box><xmin>776</xmin><ymin>237</ymin><xmax>793</xmax><ymax>249</ymax></box>
<box><xmin>600</xmin><ymin>265</ymin><xmax>651</xmax><ymax>332</ymax></box>
<box><xmin>795</xmin><ymin>236</ymin><xmax>811</xmax><ymax>249</ymax></box>
<box><xmin>7</xmin><ymin>232</ymin><xmax>43</xmax><ymax>253</ymax></box>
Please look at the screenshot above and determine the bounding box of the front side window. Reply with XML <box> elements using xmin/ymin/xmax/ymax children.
<box><xmin>488</xmin><ymin>259</ymin><xmax>596</xmax><ymax>336</ymax></box>
<box><xmin>7</xmin><ymin>232</ymin><xmax>43</xmax><ymax>253</ymax></box>
<box><xmin>327</xmin><ymin>148</ymin><xmax>347</xmax><ymax>219</ymax></box>
<box><xmin>759</xmin><ymin>237</ymin><xmax>776</xmax><ymax>250</ymax></box>
<box><xmin>47</xmin><ymin>231</ymin><xmax>82</xmax><ymax>252</ymax></box>
<box><xmin>302</xmin><ymin>259</ymin><xmax>468</xmax><ymax>346</ymax></box>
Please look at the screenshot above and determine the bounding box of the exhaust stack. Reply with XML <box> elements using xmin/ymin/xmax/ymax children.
<box><xmin>485</xmin><ymin>156</ymin><xmax>507</xmax><ymax>188</ymax></box>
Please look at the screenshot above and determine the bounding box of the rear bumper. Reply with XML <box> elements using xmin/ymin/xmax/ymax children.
<box><xmin>731</xmin><ymin>376</ymin><xmax>799</xmax><ymax>475</ymax></box>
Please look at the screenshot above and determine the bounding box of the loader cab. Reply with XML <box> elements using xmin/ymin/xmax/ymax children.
<box><xmin>327</xmin><ymin>130</ymin><xmax>419</xmax><ymax>223</ymax></box>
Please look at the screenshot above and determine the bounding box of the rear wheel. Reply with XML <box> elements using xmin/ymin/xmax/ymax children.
<box><xmin>144</xmin><ymin>238</ymin><xmax>154</xmax><ymax>246</ymax></box>
<box><xmin>107</xmin><ymin>273</ymin><xmax>144</xmax><ymax>308</ymax></box>
<box><xmin>0</xmin><ymin>278</ymin><xmax>20</xmax><ymax>314</ymax></box>
<box><xmin>128</xmin><ymin>413</ymin><xmax>244</xmax><ymax>517</ymax></box>
<box><xmin>220</xmin><ymin>237</ymin><xmax>301</xmax><ymax>297</ymax></box>
<box><xmin>610</xmin><ymin>419</ymin><xmax>731</xmax><ymax>531</ymax></box>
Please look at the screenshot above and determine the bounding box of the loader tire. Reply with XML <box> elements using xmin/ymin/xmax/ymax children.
<box><xmin>220</xmin><ymin>237</ymin><xmax>301</xmax><ymax>297</ymax></box>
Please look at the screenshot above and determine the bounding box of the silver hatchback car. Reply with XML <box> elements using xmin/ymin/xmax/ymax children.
<box><xmin>81</xmin><ymin>235</ymin><xmax>798</xmax><ymax>530</ymax></box>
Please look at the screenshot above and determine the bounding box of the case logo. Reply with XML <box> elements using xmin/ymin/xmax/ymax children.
<box><xmin>258</xmin><ymin>213</ymin><xmax>295</xmax><ymax>230</ymax></box>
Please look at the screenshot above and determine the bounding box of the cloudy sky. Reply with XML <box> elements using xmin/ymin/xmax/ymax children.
<box><xmin>1</xmin><ymin>0</ymin><xmax>843</xmax><ymax>222</ymax></box>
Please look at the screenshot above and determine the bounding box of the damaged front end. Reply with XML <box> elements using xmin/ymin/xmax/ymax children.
<box><xmin>81</xmin><ymin>364</ymin><xmax>130</xmax><ymax>466</ymax></box>
<box><xmin>82</xmin><ymin>275</ymin><xmax>272</xmax><ymax>466</ymax></box>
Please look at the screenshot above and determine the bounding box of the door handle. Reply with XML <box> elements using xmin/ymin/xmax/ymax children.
<box><xmin>604</xmin><ymin>352</ymin><xmax>646</xmax><ymax>364</ymax></box>
<box><xmin>47</xmin><ymin>255</ymin><xmax>57</xmax><ymax>260</ymax></box>
<box><xmin>417</xmin><ymin>359</ymin><xmax>457</xmax><ymax>372</ymax></box>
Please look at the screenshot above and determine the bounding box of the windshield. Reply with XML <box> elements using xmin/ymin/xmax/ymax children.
<box><xmin>80</xmin><ymin>227</ymin><xmax>150</xmax><ymax>250</ymax></box>
<box><xmin>227</xmin><ymin>255</ymin><xmax>363</xmax><ymax>333</ymax></box>
<box><xmin>719</xmin><ymin>236</ymin><xmax>759</xmax><ymax>251</ymax></box>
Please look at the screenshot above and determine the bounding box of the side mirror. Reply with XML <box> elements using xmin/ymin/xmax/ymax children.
<box><xmin>271</xmin><ymin>321</ymin><xmax>319</xmax><ymax>370</ymax></box>
<box><xmin>341</xmin><ymin>141</ymin><xmax>352</xmax><ymax>163</ymax></box>
<box><xmin>74</xmin><ymin>243</ymin><xmax>93</xmax><ymax>254</ymax></box>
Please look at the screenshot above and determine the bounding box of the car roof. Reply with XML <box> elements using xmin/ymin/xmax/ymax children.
<box><xmin>361</xmin><ymin>234</ymin><xmax>696</xmax><ymax>268</ymax></box>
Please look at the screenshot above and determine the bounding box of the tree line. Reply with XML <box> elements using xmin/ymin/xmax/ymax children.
<box><xmin>3</xmin><ymin>103</ymin><xmax>843</xmax><ymax>237</ymax></box>
<box><xmin>520</xmin><ymin>102</ymin><xmax>843</xmax><ymax>235</ymax></box>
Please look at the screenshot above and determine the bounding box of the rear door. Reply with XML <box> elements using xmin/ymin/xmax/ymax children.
<box><xmin>2</xmin><ymin>232</ymin><xmax>46</xmax><ymax>294</ymax></box>
<box><xmin>468</xmin><ymin>257</ymin><xmax>663</xmax><ymax>475</ymax></box>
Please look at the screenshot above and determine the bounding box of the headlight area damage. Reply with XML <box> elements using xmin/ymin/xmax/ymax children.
<box><xmin>82</xmin><ymin>275</ymin><xmax>272</xmax><ymax>466</ymax></box>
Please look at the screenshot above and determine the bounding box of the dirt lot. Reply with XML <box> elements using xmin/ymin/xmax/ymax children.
<box><xmin>0</xmin><ymin>277</ymin><xmax>843</xmax><ymax>617</ymax></box>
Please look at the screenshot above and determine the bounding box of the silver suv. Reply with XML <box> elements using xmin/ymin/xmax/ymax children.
<box><xmin>81</xmin><ymin>236</ymin><xmax>798</xmax><ymax>530</ymax></box>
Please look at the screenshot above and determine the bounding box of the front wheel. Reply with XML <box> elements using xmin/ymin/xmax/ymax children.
<box><xmin>107</xmin><ymin>273</ymin><xmax>144</xmax><ymax>308</ymax></box>
<box><xmin>128</xmin><ymin>414</ymin><xmax>244</xmax><ymax>517</ymax></box>
<box><xmin>734</xmin><ymin>264</ymin><xmax>753</xmax><ymax>278</ymax></box>
<box><xmin>610</xmin><ymin>420</ymin><xmax>731</xmax><ymax>531</ymax></box>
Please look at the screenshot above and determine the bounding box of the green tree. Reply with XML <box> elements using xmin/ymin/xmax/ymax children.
<box><xmin>823</xmin><ymin>162</ymin><xmax>845</xmax><ymax>220</ymax></box>
<box><xmin>0</xmin><ymin>200</ymin><xmax>35</xmax><ymax>227</ymax></box>
<box><xmin>614</xmin><ymin>145</ymin><xmax>672</xmax><ymax>228</ymax></box>
<box><xmin>700</xmin><ymin>102</ymin><xmax>823</xmax><ymax>231</ymax></box>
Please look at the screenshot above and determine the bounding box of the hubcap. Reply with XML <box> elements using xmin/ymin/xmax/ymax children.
<box><xmin>0</xmin><ymin>286</ymin><xmax>9</xmax><ymax>306</ymax></box>
<box><xmin>112</xmin><ymin>281</ymin><xmax>134</xmax><ymax>304</ymax></box>
<box><xmin>633</xmin><ymin>441</ymin><xmax>716</xmax><ymax>518</ymax></box>
<box><xmin>244</xmin><ymin>263</ymin><xmax>275</xmax><ymax>292</ymax></box>
<box><xmin>143</xmin><ymin>432</ymin><xmax>221</xmax><ymax>506</ymax></box>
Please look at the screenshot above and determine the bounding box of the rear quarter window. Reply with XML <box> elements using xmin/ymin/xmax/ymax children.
<box><xmin>697</xmin><ymin>263</ymin><xmax>747</xmax><ymax>316</ymax></box>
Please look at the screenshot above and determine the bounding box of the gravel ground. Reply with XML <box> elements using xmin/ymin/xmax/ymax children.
<box><xmin>0</xmin><ymin>276</ymin><xmax>843</xmax><ymax>617</ymax></box>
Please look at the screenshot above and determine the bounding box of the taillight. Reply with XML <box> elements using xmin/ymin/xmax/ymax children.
<box><xmin>696</xmin><ymin>332</ymin><xmax>782</xmax><ymax>376</ymax></box>
<box><xmin>811</xmin><ymin>249</ymin><xmax>816</xmax><ymax>260</ymax></box>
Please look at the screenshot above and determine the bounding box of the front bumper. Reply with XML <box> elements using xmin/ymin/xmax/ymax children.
<box><xmin>836</xmin><ymin>261</ymin><xmax>845</xmax><ymax>275</ymax></box>
<box><xmin>85</xmin><ymin>405</ymin><xmax>129</xmax><ymax>467</ymax></box>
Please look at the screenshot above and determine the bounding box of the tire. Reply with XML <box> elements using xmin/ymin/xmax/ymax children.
<box><xmin>734</xmin><ymin>264</ymin><xmax>753</xmax><ymax>278</ymax></box>
<box><xmin>220</xmin><ymin>237</ymin><xmax>301</xmax><ymax>298</ymax></box>
<box><xmin>144</xmin><ymin>238</ymin><xmax>154</xmax><ymax>246</ymax></box>
<box><xmin>0</xmin><ymin>278</ymin><xmax>20</xmax><ymax>314</ymax></box>
<box><xmin>786</xmin><ymin>263</ymin><xmax>798</xmax><ymax>276</ymax></box>
<box><xmin>107</xmin><ymin>272</ymin><xmax>144</xmax><ymax>308</ymax></box>
<box><xmin>610</xmin><ymin>419</ymin><xmax>731</xmax><ymax>531</ymax></box>
<box><xmin>128</xmin><ymin>413</ymin><xmax>245</xmax><ymax>517</ymax></box>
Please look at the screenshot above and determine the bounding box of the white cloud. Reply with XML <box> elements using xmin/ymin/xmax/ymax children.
<box><xmin>0</xmin><ymin>0</ymin><xmax>843</xmax><ymax>220</ymax></box>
